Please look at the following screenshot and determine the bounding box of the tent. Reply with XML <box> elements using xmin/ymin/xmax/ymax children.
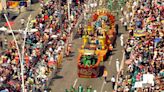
<box><xmin>134</xmin><ymin>29</ymin><xmax>147</xmax><ymax>37</ymax></box>
<box><xmin>154</xmin><ymin>38</ymin><xmax>161</xmax><ymax>43</ymax></box>
<box><xmin>0</xmin><ymin>26</ymin><xmax>7</xmax><ymax>31</ymax></box>
<box><xmin>142</xmin><ymin>74</ymin><xmax>155</xmax><ymax>86</ymax></box>
<box><xmin>29</xmin><ymin>28</ymin><xmax>38</xmax><ymax>33</ymax></box>
<box><xmin>134</xmin><ymin>81</ymin><xmax>143</xmax><ymax>88</ymax></box>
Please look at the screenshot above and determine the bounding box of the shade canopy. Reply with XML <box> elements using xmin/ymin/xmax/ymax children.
<box><xmin>0</xmin><ymin>26</ymin><xmax>7</xmax><ymax>31</ymax></box>
<box><xmin>134</xmin><ymin>29</ymin><xmax>147</xmax><ymax>37</ymax></box>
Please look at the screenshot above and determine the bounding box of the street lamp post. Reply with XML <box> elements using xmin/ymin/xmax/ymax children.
<box><xmin>67</xmin><ymin>0</ymin><xmax>71</xmax><ymax>22</ymax></box>
<box><xmin>4</xmin><ymin>14</ymin><xmax>31</xmax><ymax>92</ymax></box>
<box><xmin>67</xmin><ymin>0</ymin><xmax>72</xmax><ymax>42</ymax></box>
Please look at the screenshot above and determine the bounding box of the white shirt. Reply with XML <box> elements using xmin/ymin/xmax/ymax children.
<box><xmin>21</xmin><ymin>19</ymin><xmax>25</xmax><ymax>24</ymax></box>
<box><xmin>133</xmin><ymin>1</ymin><xmax>137</xmax><ymax>7</ymax></box>
<box><xmin>116</xmin><ymin>60</ymin><xmax>120</xmax><ymax>72</ymax></box>
<box><xmin>0</xmin><ymin>77</ymin><xmax>4</xmax><ymax>82</ymax></box>
<box><xmin>111</xmin><ymin>77</ymin><xmax>115</xmax><ymax>82</ymax></box>
<box><xmin>39</xmin><ymin>23</ymin><xmax>43</xmax><ymax>29</ymax></box>
<box><xmin>120</xmin><ymin>34</ymin><xmax>124</xmax><ymax>40</ymax></box>
<box><xmin>120</xmin><ymin>18</ymin><xmax>124</xmax><ymax>23</ymax></box>
<box><xmin>124</xmin><ymin>22</ymin><xmax>127</xmax><ymax>26</ymax></box>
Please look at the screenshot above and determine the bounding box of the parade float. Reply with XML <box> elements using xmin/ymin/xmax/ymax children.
<box><xmin>77</xmin><ymin>8</ymin><xmax>116</xmax><ymax>78</ymax></box>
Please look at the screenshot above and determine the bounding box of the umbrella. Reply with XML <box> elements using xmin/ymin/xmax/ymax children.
<box><xmin>0</xmin><ymin>26</ymin><xmax>7</xmax><ymax>31</ymax></box>
<box><xmin>31</xmin><ymin>19</ymin><xmax>36</xmax><ymax>23</ymax></box>
<box><xmin>44</xmin><ymin>29</ymin><xmax>49</xmax><ymax>32</ymax></box>
<box><xmin>125</xmin><ymin>59</ymin><xmax>133</xmax><ymax>65</ymax></box>
<box><xmin>4</xmin><ymin>21</ymin><xmax>14</xmax><ymax>27</ymax></box>
<box><xmin>148</xmin><ymin>25</ymin><xmax>154</xmax><ymax>30</ymax></box>
<box><xmin>149</xmin><ymin>17</ymin><xmax>156</xmax><ymax>21</ymax></box>
<box><xmin>51</xmin><ymin>35</ymin><xmax>58</xmax><ymax>39</ymax></box>
<box><xmin>144</xmin><ymin>7</ymin><xmax>150</xmax><ymax>11</ymax></box>
<box><xmin>0</xmin><ymin>89</ymin><xmax>9</xmax><ymax>92</ymax></box>
<box><xmin>154</xmin><ymin>38</ymin><xmax>161</xmax><ymax>43</ymax></box>
<box><xmin>138</xmin><ymin>65</ymin><xmax>144</xmax><ymax>69</ymax></box>
<box><xmin>1</xmin><ymin>63</ymin><xmax>9</xmax><ymax>67</ymax></box>
<box><xmin>48</xmin><ymin>61</ymin><xmax>56</xmax><ymax>67</ymax></box>
<box><xmin>29</xmin><ymin>29</ymin><xmax>38</xmax><ymax>33</ymax></box>
<box><xmin>7</xmin><ymin>80</ymin><xmax>15</xmax><ymax>85</ymax></box>
<box><xmin>134</xmin><ymin>29</ymin><xmax>147</xmax><ymax>37</ymax></box>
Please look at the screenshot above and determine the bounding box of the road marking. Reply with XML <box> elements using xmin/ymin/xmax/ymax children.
<box><xmin>100</xmin><ymin>81</ymin><xmax>105</xmax><ymax>92</ymax></box>
<box><xmin>73</xmin><ymin>78</ymin><xmax>78</xmax><ymax>88</ymax></box>
<box><xmin>108</xmin><ymin>56</ymin><xmax>113</xmax><ymax>65</ymax></box>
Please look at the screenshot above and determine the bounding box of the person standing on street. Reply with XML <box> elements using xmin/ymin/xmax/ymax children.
<box><xmin>111</xmin><ymin>76</ymin><xmax>115</xmax><ymax>90</ymax></box>
<box><xmin>116</xmin><ymin>59</ymin><xmax>120</xmax><ymax>73</ymax></box>
<box><xmin>103</xmin><ymin>68</ymin><xmax>108</xmax><ymax>83</ymax></box>
<box><xmin>115</xmin><ymin>24</ymin><xmax>119</xmax><ymax>35</ymax></box>
<box><xmin>21</xmin><ymin>18</ymin><xmax>25</xmax><ymax>28</ymax></box>
<box><xmin>123</xmin><ymin>20</ymin><xmax>128</xmax><ymax>31</ymax></box>
<box><xmin>120</xmin><ymin>34</ymin><xmax>124</xmax><ymax>46</ymax></box>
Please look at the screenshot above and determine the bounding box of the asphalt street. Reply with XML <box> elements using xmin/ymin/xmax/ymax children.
<box><xmin>0</xmin><ymin>0</ymin><xmax>128</xmax><ymax>91</ymax></box>
<box><xmin>49</xmin><ymin>0</ymin><xmax>128</xmax><ymax>92</ymax></box>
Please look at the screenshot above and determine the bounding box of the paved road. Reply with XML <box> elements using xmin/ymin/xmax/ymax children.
<box><xmin>0</xmin><ymin>3</ymin><xmax>41</xmax><ymax>52</ymax></box>
<box><xmin>0</xmin><ymin>3</ymin><xmax>41</xmax><ymax>29</ymax></box>
<box><xmin>50</xmin><ymin>0</ymin><xmax>128</xmax><ymax>92</ymax></box>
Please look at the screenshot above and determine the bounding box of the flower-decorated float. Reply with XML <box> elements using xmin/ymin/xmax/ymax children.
<box><xmin>77</xmin><ymin>8</ymin><xmax>116</xmax><ymax>78</ymax></box>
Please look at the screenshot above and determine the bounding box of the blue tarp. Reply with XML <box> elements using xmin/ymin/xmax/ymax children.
<box><xmin>154</xmin><ymin>38</ymin><xmax>161</xmax><ymax>43</ymax></box>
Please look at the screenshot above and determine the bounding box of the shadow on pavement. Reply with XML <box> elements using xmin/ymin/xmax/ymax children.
<box><xmin>44</xmin><ymin>88</ymin><xmax>51</xmax><ymax>92</ymax></box>
<box><xmin>66</xmin><ymin>58</ymin><xmax>73</xmax><ymax>61</ymax></box>
<box><xmin>48</xmin><ymin>75</ymin><xmax>64</xmax><ymax>86</ymax></box>
<box><xmin>98</xmin><ymin>66</ymin><xmax>105</xmax><ymax>77</ymax></box>
<box><xmin>52</xmin><ymin>75</ymin><xmax>64</xmax><ymax>79</ymax></box>
<box><xmin>118</xmin><ymin>32</ymin><xmax>123</xmax><ymax>37</ymax></box>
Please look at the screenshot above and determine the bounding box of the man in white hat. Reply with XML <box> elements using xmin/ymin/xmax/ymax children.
<box><xmin>120</xmin><ymin>34</ymin><xmax>124</xmax><ymax>46</ymax></box>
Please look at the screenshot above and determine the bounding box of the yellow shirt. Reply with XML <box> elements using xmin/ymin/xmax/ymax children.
<box><xmin>103</xmin><ymin>70</ymin><xmax>108</xmax><ymax>77</ymax></box>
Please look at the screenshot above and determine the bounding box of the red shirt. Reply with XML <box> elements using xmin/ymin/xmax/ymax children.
<box><xmin>44</xmin><ymin>15</ymin><xmax>49</xmax><ymax>21</ymax></box>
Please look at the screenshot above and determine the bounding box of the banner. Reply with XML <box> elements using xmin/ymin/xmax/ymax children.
<box><xmin>7</xmin><ymin>1</ymin><xmax>19</xmax><ymax>8</ymax></box>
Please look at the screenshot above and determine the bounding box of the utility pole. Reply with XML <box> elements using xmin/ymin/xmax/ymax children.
<box><xmin>4</xmin><ymin>14</ymin><xmax>31</xmax><ymax>92</ymax></box>
<box><xmin>67</xmin><ymin>0</ymin><xmax>71</xmax><ymax>23</ymax></box>
<box><xmin>67</xmin><ymin>0</ymin><xmax>72</xmax><ymax>42</ymax></box>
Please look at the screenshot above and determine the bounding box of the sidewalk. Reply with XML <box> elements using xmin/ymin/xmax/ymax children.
<box><xmin>12</xmin><ymin>3</ymin><xmax>41</xmax><ymax>30</ymax></box>
<box><xmin>0</xmin><ymin>3</ymin><xmax>41</xmax><ymax>52</ymax></box>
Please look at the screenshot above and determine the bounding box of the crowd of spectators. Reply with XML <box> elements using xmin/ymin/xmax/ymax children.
<box><xmin>115</xmin><ymin>0</ymin><xmax>164</xmax><ymax>91</ymax></box>
<box><xmin>0</xmin><ymin>0</ymin><xmax>86</xmax><ymax>91</ymax></box>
